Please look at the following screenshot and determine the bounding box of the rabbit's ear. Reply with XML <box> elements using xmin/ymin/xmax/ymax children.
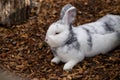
<box><xmin>60</xmin><ymin>4</ymin><xmax>76</xmax><ymax>25</ymax></box>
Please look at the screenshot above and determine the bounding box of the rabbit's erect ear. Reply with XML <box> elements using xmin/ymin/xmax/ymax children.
<box><xmin>60</xmin><ymin>4</ymin><xmax>76</xmax><ymax>25</ymax></box>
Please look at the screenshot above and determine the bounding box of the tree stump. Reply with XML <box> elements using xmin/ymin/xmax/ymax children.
<box><xmin>0</xmin><ymin>0</ymin><xmax>31</xmax><ymax>27</ymax></box>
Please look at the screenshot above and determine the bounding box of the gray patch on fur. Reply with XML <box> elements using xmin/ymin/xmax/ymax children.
<box><xmin>102</xmin><ymin>16</ymin><xmax>117</xmax><ymax>32</ymax></box>
<box><xmin>65</xmin><ymin>25</ymin><xmax>77</xmax><ymax>44</ymax></box>
<box><xmin>73</xmin><ymin>41</ymin><xmax>80</xmax><ymax>50</ymax></box>
<box><xmin>65</xmin><ymin>35</ymin><xmax>77</xmax><ymax>44</ymax></box>
<box><xmin>103</xmin><ymin>22</ymin><xmax>115</xmax><ymax>32</ymax></box>
<box><xmin>65</xmin><ymin>25</ymin><xmax>80</xmax><ymax>50</ymax></box>
<box><xmin>82</xmin><ymin>27</ymin><xmax>93</xmax><ymax>50</ymax></box>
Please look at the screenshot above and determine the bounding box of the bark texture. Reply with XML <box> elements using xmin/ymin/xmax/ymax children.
<box><xmin>0</xmin><ymin>0</ymin><xmax>31</xmax><ymax>27</ymax></box>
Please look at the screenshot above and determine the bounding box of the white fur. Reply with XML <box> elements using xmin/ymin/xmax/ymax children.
<box><xmin>45</xmin><ymin>23</ymin><xmax>70</xmax><ymax>48</ymax></box>
<box><xmin>45</xmin><ymin>4</ymin><xmax>120</xmax><ymax>71</ymax></box>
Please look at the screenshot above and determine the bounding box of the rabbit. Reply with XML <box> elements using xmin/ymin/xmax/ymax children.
<box><xmin>45</xmin><ymin>4</ymin><xmax>120</xmax><ymax>71</ymax></box>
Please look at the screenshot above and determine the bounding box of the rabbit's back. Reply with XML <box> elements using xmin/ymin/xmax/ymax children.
<box><xmin>98</xmin><ymin>14</ymin><xmax>120</xmax><ymax>32</ymax></box>
<box><xmin>74</xmin><ymin>14</ymin><xmax>120</xmax><ymax>57</ymax></box>
<box><xmin>76</xmin><ymin>14</ymin><xmax>120</xmax><ymax>34</ymax></box>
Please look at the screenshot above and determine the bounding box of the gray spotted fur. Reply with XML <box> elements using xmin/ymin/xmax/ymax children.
<box><xmin>65</xmin><ymin>25</ymin><xmax>80</xmax><ymax>50</ymax></box>
<box><xmin>82</xmin><ymin>27</ymin><xmax>93</xmax><ymax>50</ymax></box>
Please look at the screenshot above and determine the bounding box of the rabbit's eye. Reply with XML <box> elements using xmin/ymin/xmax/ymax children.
<box><xmin>55</xmin><ymin>32</ymin><xmax>60</xmax><ymax>35</ymax></box>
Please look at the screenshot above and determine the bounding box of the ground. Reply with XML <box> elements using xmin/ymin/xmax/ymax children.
<box><xmin>0</xmin><ymin>0</ymin><xmax>120</xmax><ymax>80</ymax></box>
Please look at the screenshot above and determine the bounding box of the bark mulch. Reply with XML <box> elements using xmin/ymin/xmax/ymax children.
<box><xmin>0</xmin><ymin>0</ymin><xmax>120</xmax><ymax>80</ymax></box>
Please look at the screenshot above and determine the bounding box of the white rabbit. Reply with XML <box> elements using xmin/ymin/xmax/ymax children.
<box><xmin>45</xmin><ymin>4</ymin><xmax>120</xmax><ymax>71</ymax></box>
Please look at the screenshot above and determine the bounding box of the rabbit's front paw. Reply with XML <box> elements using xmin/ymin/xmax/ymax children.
<box><xmin>63</xmin><ymin>64</ymin><xmax>73</xmax><ymax>71</ymax></box>
<box><xmin>51</xmin><ymin>57</ymin><xmax>60</xmax><ymax>64</ymax></box>
<box><xmin>63</xmin><ymin>60</ymin><xmax>78</xmax><ymax>71</ymax></box>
